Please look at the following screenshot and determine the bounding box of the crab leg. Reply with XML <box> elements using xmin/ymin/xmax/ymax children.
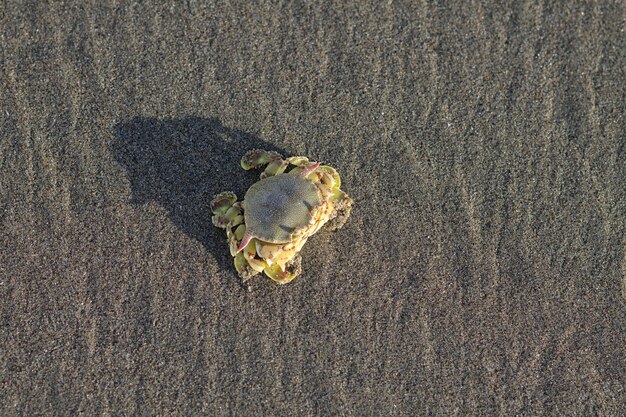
<box><xmin>241</xmin><ymin>149</ymin><xmax>321</xmax><ymax>179</ymax></box>
<box><xmin>210</xmin><ymin>192</ymin><xmax>241</xmax><ymax>228</ymax></box>
<box><xmin>240</xmin><ymin>149</ymin><xmax>282</xmax><ymax>169</ymax></box>
<box><xmin>241</xmin><ymin>149</ymin><xmax>290</xmax><ymax>178</ymax></box>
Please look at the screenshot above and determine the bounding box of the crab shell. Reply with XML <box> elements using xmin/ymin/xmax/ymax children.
<box><xmin>211</xmin><ymin>151</ymin><xmax>352</xmax><ymax>284</ymax></box>
<box><xmin>244</xmin><ymin>174</ymin><xmax>321</xmax><ymax>244</ymax></box>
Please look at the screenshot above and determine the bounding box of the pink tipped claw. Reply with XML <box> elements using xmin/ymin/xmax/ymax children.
<box><xmin>299</xmin><ymin>162</ymin><xmax>321</xmax><ymax>177</ymax></box>
<box><xmin>237</xmin><ymin>231</ymin><xmax>254</xmax><ymax>253</ymax></box>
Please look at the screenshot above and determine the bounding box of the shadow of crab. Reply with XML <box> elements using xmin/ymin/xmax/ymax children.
<box><xmin>111</xmin><ymin>117</ymin><xmax>286</xmax><ymax>278</ymax></box>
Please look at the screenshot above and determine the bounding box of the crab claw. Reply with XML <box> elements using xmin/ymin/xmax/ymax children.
<box><xmin>298</xmin><ymin>161</ymin><xmax>321</xmax><ymax>177</ymax></box>
<box><xmin>237</xmin><ymin>230</ymin><xmax>255</xmax><ymax>253</ymax></box>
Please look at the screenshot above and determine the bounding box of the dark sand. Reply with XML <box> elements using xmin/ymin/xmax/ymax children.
<box><xmin>1</xmin><ymin>1</ymin><xmax>624</xmax><ymax>415</ymax></box>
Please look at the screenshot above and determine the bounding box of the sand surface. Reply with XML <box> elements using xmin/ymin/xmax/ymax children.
<box><xmin>1</xmin><ymin>1</ymin><xmax>624</xmax><ymax>415</ymax></box>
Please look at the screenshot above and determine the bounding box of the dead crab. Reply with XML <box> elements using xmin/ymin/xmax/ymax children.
<box><xmin>211</xmin><ymin>149</ymin><xmax>353</xmax><ymax>284</ymax></box>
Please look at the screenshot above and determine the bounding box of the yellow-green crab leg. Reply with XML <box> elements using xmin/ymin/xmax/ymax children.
<box><xmin>210</xmin><ymin>192</ymin><xmax>243</xmax><ymax>228</ymax></box>
<box><xmin>241</xmin><ymin>149</ymin><xmax>320</xmax><ymax>179</ymax></box>
<box><xmin>241</xmin><ymin>149</ymin><xmax>289</xmax><ymax>178</ymax></box>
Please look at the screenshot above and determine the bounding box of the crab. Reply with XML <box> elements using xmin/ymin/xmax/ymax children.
<box><xmin>210</xmin><ymin>149</ymin><xmax>353</xmax><ymax>284</ymax></box>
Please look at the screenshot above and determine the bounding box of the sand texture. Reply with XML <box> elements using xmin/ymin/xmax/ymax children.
<box><xmin>1</xmin><ymin>1</ymin><xmax>624</xmax><ymax>415</ymax></box>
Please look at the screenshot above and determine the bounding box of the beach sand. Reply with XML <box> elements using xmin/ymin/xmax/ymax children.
<box><xmin>1</xmin><ymin>1</ymin><xmax>624</xmax><ymax>415</ymax></box>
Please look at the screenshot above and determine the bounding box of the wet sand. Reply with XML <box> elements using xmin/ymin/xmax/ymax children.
<box><xmin>1</xmin><ymin>1</ymin><xmax>624</xmax><ymax>415</ymax></box>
